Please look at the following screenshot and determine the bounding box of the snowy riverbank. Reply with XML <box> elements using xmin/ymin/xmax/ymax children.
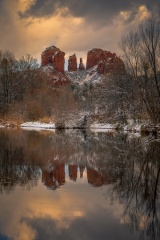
<box><xmin>0</xmin><ymin>120</ymin><xmax>160</xmax><ymax>135</ymax></box>
<box><xmin>90</xmin><ymin>121</ymin><xmax>160</xmax><ymax>134</ymax></box>
<box><xmin>90</xmin><ymin>123</ymin><xmax>117</xmax><ymax>132</ymax></box>
<box><xmin>21</xmin><ymin>122</ymin><xmax>55</xmax><ymax>130</ymax></box>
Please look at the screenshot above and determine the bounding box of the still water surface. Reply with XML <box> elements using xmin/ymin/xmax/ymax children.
<box><xmin>0</xmin><ymin>128</ymin><xmax>159</xmax><ymax>240</ymax></box>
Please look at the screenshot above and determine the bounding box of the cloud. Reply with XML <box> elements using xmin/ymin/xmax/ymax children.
<box><xmin>0</xmin><ymin>0</ymin><xmax>158</xmax><ymax>67</ymax></box>
<box><xmin>18</xmin><ymin>0</ymin><xmax>158</xmax><ymax>24</ymax></box>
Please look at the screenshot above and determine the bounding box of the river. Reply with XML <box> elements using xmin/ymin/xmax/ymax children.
<box><xmin>0</xmin><ymin>128</ymin><xmax>159</xmax><ymax>240</ymax></box>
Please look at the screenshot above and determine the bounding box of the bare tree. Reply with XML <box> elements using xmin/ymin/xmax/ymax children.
<box><xmin>120</xmin><ymin>12</ymin><xmax>160</xmax><ymax>124</ymax></box>
<box><xmin>52</xmin><ymin>86</ymin><xmax>79</xmax><ymax>128</ymax></box>
<box><xmin>16</xmin><ymin>54</ymin><xmax>39</xmax><ymax>99</ymax></box>
<box><xmin>0</xmin><ymin>50</ymin><xmax>17</xmax><ymax>114</ymax></box>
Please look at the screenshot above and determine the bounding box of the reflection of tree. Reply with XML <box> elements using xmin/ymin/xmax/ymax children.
<box><xmin>1</xmin><ymin>127</ymin><xmax>160</xmax><ymax>240</ymax></box>
<box><xmin>109</xmin><ymin>140</ymin><xmax>160</xmax><ymax>240</ymax></box>
<box><xmin>0</xmin><ymin>129</ymin><xmax>42</xmax><ymax>193</ymax></box>
<box><xmin>0</xmin><ymin>146</ymin><xmax>40</xmax><ymax>194</ymax></box>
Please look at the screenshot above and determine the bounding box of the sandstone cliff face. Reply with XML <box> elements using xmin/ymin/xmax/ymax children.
<box><xmin>41</xmin><ymin>46</ymin><xmax>69</xmax><ymax>86</ymax></box>
<box><xmin>86</xmin><ymin>48</ymin><xmax>104</xmax><ymax>70</ymax></box>
<box><xmin>79</xmin><ymin>58</ymin><xmax>85</xmax><ymax>70</ymax></box>
<box><xmin>68</xmin><ymin>54</ymin><xmax>77</xmax><ymax>72</ymax></box>
<box><xmin>41</xmin><ymin>46</ymin><xmax>125</xmax><ymax>87</ymax></box>
<box><xmin>86</xmin><ymin>48</ymin><xmax>125</xmax><ymax>74</ymax></box>
<box><xmin>41</xmin><ymin>46</ymin><xmax>65</xmax><ymax>73</ymax></box>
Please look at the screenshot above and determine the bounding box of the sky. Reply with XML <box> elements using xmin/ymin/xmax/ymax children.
<box><xmin>0</xmin><ymin>0</ymin><xmax>158</xmax><ymax>65</ymax></box>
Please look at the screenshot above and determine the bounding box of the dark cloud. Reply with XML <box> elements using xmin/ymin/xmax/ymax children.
<box><xmin>0</xmin><ymin>0</ymin><xmax>6</xmax><ymax>15</ymax></box>
<box><xmin>19</xmin><ymin>0</ymin><xmax>159</xmax><ymax>23</ymax></box>
<box><xmin>0</xmin><ymin>234</ymin><xmax>12</xmax><ymax>240</ymax></box>
<box><xmin>0</xmin><ymin>0</ymin><xmax>159</xmax><ymax>59</ymax></box>
<box><xmin>21</xmin><ymin>208</ymin><xmax>138</xmax><ymax>240</ymax></box>
<box><xmin>0</xmin><ymin>0</ymin><xmax>14</xmax><ymax>21</ymax></box>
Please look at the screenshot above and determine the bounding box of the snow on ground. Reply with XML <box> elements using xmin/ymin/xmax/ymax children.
<box><xmin>90</xmin><ymin>123</ymin><xmax>117</xmax><ymax>129</ymax></box>
<box><xmin>66</xmin><ymin>66</ymin><xmax>101</xmax><ymax>86</ymax></box>
<box><xmin>127</xmin><ymin>132</ymin><xmax>142</xmax><ymax>138</ymax></box>
<box><xmin>89</xmin><ymin>121</ymin><xmax>159</xmax><ymax>134</ymax></box>
<box><xmin>90</xmin><ymin>123</ymin><xmax>117</xmax><ymax>132</ymax></box>
<box><xmin>122</xmin><ymin>118</ymin><xmax>153</xmax><ymax>131</ymax></box>
<box><xmin>90</xmin><ymin>128</ymin><xmax>115</xmax><ymax>133</ymax></box>
<box><xmin>21</xmin><ymin>122</ymin><xmax>55</xmax><ymax>131</ymax></box>
<box><xmin>65</xmin><ymin>120</ymin><xmax>78</xmax><ymax>129</ymax></box>
<box><xmin>123</xmin><ymin>124</ymin><xmax>142</xmax><ymax>132</ymax></box>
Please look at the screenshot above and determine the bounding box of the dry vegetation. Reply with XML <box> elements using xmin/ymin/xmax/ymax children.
<box><xmin>0</xmin><ymin>52</ymin><xmax>79</xmax><ymax>126</ymax></box>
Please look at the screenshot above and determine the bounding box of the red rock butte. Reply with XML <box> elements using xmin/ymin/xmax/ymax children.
<box><xmin>86</xmin><ymin>48</ymin><xmax>125</xmax><ymax>74</ymax></box>
<box><xmin>41</xmin><ymin>46</ymin><xmax>70</xmax><ymax>87</ymax></box>
<box><xmin>41</xmin><ymin>46</ymin><xmax>65</xmax><ymax>73</ymax></box>
<box><xmin>79</xmin><ymin>58</ymin><xmax>85</xmax><ymax>71</ymax></box>
<box><xmin>68</xmin><ymin>54</ymin><xmax>77</xmax><ymax>71</ymax></box>
<box><xmin>41</xmin><ymin>46</ymin><xmax>125</xmax><ymax>87</ymax></box>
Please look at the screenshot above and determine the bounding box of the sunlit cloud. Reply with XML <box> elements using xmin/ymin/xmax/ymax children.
<box><xmin>0</xmin><ymin>0</ymin><xmax>155</xmax><ymax>66</ymax></box>
<box><xmin>16</xmin><ymin>222</ymin><xmax>37</xmax><ymax>240</ymax></box>
<box><xmin>138</xmin><ymin>5</ymin><xmax>151</xmax><ymax>20</ymax></box>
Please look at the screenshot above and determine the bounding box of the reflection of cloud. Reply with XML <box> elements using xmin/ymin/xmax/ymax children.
<box><xmin>25</xmin><ymin>185</ymin><xmax>86</xmax><ymax>229</ymax></box>
<box><xmin>17</xmin><ymin>222</ymin><xmax>37</xmax><ymax>240</ymax></box>
<box><xmin>0</xmin><ymin>179</ymin><xmax>127</xmax><ymax>240</ymax></box>
<box><xmin>20</xmin><ymin>207</ymin><xmax>136</xmax><ymax>240</ymax></box>
<box><xmin>73</xmin><ymin>210</ymin><xmax>85</xmax><ymax>217</ymax></box>
<box><xmin>120</xmin><ymin>212</ymin><xmax>149</xmax><ymax>231</ymax></box>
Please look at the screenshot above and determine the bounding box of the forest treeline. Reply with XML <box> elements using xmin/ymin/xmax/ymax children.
<box><xmin>0</xmin><ymin>51</ymin><xmax>76</xmax><ymax>124</ymax></box>
<box><xmin>0</xmin><ymin>12</ymin><xmax>160</xmax><ymax>125</ymax></box>
<box><xmin>0</xmin><ymin>52</ymin><xmax>53</xmax><ymax>121</ymax></box>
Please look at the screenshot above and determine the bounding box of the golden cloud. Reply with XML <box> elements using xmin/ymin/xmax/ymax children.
<box><xmin>0</xmin><ymin>1</ymin><xmax>151</xmax><ymax>66</ymax></box>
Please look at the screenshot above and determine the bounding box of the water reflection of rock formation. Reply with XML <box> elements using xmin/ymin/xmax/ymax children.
<box><xmin>87</xmin><ymin>168</ymin><xmax>104</xmax><ymax>187</ymax></box>
<box><xmin>69</xmin><ymin>165</ymin><xmax>78</xmax><ymax>181</ymax></box>
<box><xmin>1</xmin><ymin>128</ymin><xmax>160</xmax><ymax>239</ymax></box>
<box><xmin>42</xmin><ymin>162</ymin><xmax>114</xmax><ymax>189</ymax></box>
<box><xmin>42</xmin><ymin>161</ymin><xmax>65</xmax><ymax>190</ymax></box>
